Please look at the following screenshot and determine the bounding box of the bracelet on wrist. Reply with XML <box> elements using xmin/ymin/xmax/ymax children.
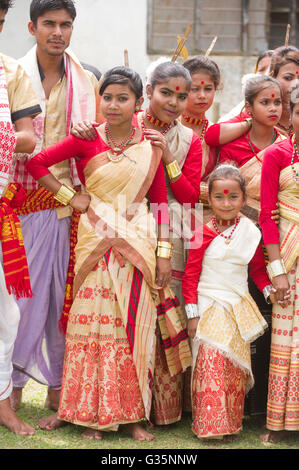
<box><xmin>157</xmin><ymin>241</ymin><xmax>172</xmax><ymax>250</ymax></box>
<box><xmin>54</xmin><ymin>183</ymin><xmax>76</xmax><ymax>206</ymax></box>
<box><xmin>266</xmin><ymin>259</ymin><xmax>287</xmax><ymax>281</ymax></box>
<box><xmin>263</xmin><ymin>284</ymin><xmax>273</xmax><ymax>304</ymax></box>
<box><xmin>185</xmin><ymin>304</ymin><xmax>200</xmax><ymax>319</ymax></box>
<box><xmin>157</xmin><ymin>247</ymin><xmax>172</xmax><ymax>259</ymax></box>
<box><xmin>166</xmin><ymin>160</ymin><xmax>182</xmax><ymax>180</ymax></box>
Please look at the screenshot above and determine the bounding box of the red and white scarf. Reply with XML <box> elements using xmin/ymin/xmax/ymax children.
<box><xmin>0</xmin><ymin>56</ymin><xmax>17</xmax><ymax>194</ymax></box>
<box><xmin>0</xmin><ymin>183</ymin><xmax>33</xmax><ymax>299</ymax></box>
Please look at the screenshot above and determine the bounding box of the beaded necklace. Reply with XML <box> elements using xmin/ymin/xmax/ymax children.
<box><xmin>214</xmin><ymin>217</ymin><xmax>238</xmax><ymax>227</ymax></box>
<box><xmin>182</xmin><ymin>115</ymin><xmax>209</xmax><ymax>140</ymax></box>
<box><xmin>182</xmin><ymin>114</ymin><xmax>204</xmax><ymax>126</ymax></box>
<box><xmin>146</xmin><ymin>110</ymin><xmax>170</xmax><ymax>129</ymax></box>
<box><xmin>105</xmin><ymin>122</ymin><xmax>136</xmax><ymax>163</ymax></box>
<box><xmin>278</xmin><ymin>121</ymin><xmax>293</xmax><ymax>135</ymax></box>
<box><xmin>246</xmin><ymin>130</ymin><xmax>277</xmax><ymax>163</ymax></box>
<box><xmin>142</xmin><ymin>111</ymin><xmax>173</xmax><ymax>135</ymax></box>
<box><xmin>199</xmin><ymin>119</ymin><xmax>209</xmax><ymax>140</ymax></box>
<box><xmin>211</xmin><ymin>216</ymin><xmax>240</xmax><ymax>244</ymax></box>
<box><xmin>291</xmin><ymin>134</ymin><xmax>299</xmax><ymax>184</ymax></box>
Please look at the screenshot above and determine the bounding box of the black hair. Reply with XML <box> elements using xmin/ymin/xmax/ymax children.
<box><xmin>183</xmin><ymin>55</ymin><xmax>221</xmax><ymax>89</ymax></box>
<box><xmin>208</xmin><ymin>163</ymin><xmax>246</xmax><ymax>199</ymax></box>
<box><xmin>0</xmin><ymin>0</ymin><xmax>14</xmax><ymax>11</ymax></box>
<box><xmin>30</xmin><ymin>0</ymin><xmax>76</xmax><ymax>25</ymax></box>
<box><xmin>149</xmin><ymin>61</ymin><xmax>191</xmax><ymax>91</ymax></box>
<box><xmin>99</xmin><ymin>66</ymin><xmax>143</xmax><ymax>100</ymax></box>
<box><xmin>244</xmin><ymin>75</ymin><xmax>282</xmax><ymax>106</ymax></box>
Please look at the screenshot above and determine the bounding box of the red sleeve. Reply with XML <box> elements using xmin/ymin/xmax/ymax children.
<box><xmin>148</xmin><ymin>160</ymin><xmax>170</xmax><ymax>225</ymax></box>
<box><xmin>182</xmin><ymin>226</ymin><xmax>217</xmax><ymax>305</ymax></box>
<box><xmin>204</xmin><ymin>110</ymin><xmax>249</xmax><ymax>147</ymax></box>
<box><xmin>25</xmin><ymin>134</ymin><xmax>101</xmax><ymax>181</ymax></box>
<box><xmin>248</xmin><ymin>242</ymin><xmax>271</xmax><ymax>291</ymax></box>
<box><xmin>170</xmin><ymin>132</ymin><xmax>202</xmax><ymax>207</ymax></box>
<box><xmin>204</xmin><ymin>123</ymin><xmax>221</xmax><ymax>147</ymax></box>
<box><xmin>259</xmin><ymin>143</ymin><xmax>283</xmax><ymax>245</ymax></box>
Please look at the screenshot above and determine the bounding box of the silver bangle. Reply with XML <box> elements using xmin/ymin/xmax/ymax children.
<box><xmin>185</xmin><ymin>304</ymin><xmax>200</xmax><ymax>319</ymax></box>
<box><xmin>266</xmin><ymin>259</ymin><xmax>287</xmax><ymax>281</ymax></box>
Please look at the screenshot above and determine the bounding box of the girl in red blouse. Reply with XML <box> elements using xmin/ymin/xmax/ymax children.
<box><xmin>219</xmin><ymin>75</ymin><xmax>283</xmax><ymax>167</ymax></box>
<box><xmin>181</xmin><ymin>56</ymin><xmax>221</xmax><ymax>222</ymax></box>
<box><xmin>182</xmin><ymin>163</ymin><xmax>277</xmax><ymax>441</ymax></box>
<box><xmin>204</xmin><ymin>46</ymin><xmax>299</xmax><ymax>149</ymax></box>
<box><xmin>26</xmin><ymin>66</ymin><xmax>193</xmax><ymax>441</ymax></box>
<box><xmin>71</xmin><ymin>61</ymin><xmax>203</xmax><ymax>426</ymax></box>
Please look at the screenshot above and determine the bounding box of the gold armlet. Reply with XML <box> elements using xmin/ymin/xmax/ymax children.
<box><xmin>54</xmin><ymin>184</ymin><xmax>76</xmax><ymax>206</ymax></box>
<box><xmin>166</xmin><ymin>160</ymin><xmax>182</xmax><ymax>180</ymax></box>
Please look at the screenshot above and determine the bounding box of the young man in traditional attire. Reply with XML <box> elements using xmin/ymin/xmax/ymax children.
<box><xmin>0</xmin><ymin>0</ymin><xmax>42</xmax><ymax>435</ymax></box>
<box><xmin>9</xmin><ymin>0</ymin><xmax>100</xmax><ymax>413</ymax></box>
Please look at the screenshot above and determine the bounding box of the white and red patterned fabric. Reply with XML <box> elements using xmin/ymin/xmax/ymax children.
<box><xmin>0</xmin><ymin>58</ymin><xmax>17</xmax><ymax>194</ymax></box>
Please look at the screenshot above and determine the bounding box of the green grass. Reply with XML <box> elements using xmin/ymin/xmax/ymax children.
<box><xmin>0</xmin><ymin>380</ymin><xmax>298</xmax><ymax>450</ymax></box>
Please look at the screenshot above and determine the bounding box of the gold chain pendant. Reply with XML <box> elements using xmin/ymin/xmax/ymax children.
<box><xmin>107</xmin><ymin>150</ymin><xmax>123</xmax><ymax>163</ymax></box>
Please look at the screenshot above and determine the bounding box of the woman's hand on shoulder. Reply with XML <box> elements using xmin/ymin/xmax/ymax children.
<box><xmin>156</xmin><ymin>257</ymin><xmax>172</xmax><ymax>288</ymax></box>
<box><xmin>271</xmin><ymin>202</ymin><xmax>280</xmax><ymax>225</ymax></box>
<box><xmin>71</xmin><ymin>120</ymin><xmax>99</xmax><ymax>141</ymax></box>
<box><xmin>69</xmin><ymin>192</ymin><xmax>91</xmax><ymax>213</ymax></box>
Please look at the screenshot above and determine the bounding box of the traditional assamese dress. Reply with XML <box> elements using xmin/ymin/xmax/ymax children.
<box><xmin>136</xmin><ymin>112</ymin><xmax>202</xmax><ymax>422</ymax></box>
<box><xmin>26</xmin><ymin>132</ymin><xmax>191</xmax><ymax>431</ymax></box>
<box><xmin>206</xmin><ymin>124</ymin><xmax>286</xmax><ymax>416</ymax></box>
<box><xmin>182</xmin><ymin>218</ymin><xmax>270</xmax><ymax>438</ymax></box>
<box><xmin>260</xmin><ymin>136</ymin><xmax>299</xmax><ymax>432</ymax></box>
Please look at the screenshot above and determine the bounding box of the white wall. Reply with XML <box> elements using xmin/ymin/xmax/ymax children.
<box><xmin>1</xmin><ymin>0</ymin><xmax>257</xmax><ymax>119</ymax></box>
<box><xmin>2</xmin><ymin>0</ymin><xmax>151</xmax><ymax>76</ymax></box>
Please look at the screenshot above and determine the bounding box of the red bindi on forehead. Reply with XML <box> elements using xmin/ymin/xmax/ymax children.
<box><xmin>201</xmin><ymin>81</ymin><xmax>205</xmax><ymax>85</ymax></box>
<box><xmin>272</xmin><ymin>94</ymin><xmax>275</xmax><ymax>97</ymax></box>
<box><xmin>176</xmin><ymin>86</ymin><xmax>180</xmax><ymax>90</ymax></box>
<box><xmin>223</xmin><ymin>189</ymin><xmax>229</xmax><ymax>194</ymax></box>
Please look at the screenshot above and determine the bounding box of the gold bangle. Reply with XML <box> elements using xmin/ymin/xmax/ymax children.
<box><xmin>54</xmin><ymin>184</ymin><xmax>76</xmax><ymax>206</ymax></box>
<box><xmin>157</xmin><ymin>241</ymin><xmax>173</xmax><ymax>250</ymax></box>
<box><xmin>266</xmin><ymin>259</ymin><xmax>287</xmax><ymax>281</ymax></box>
<box><xmin>157</xmin><ymin>246</ymin><xmax>172</xmax><ymax>259</ymax></box>
<box><xmin>166</xmin><ymin>160</ymin><xmax>182</xmax><ymax>180</ymax></box>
